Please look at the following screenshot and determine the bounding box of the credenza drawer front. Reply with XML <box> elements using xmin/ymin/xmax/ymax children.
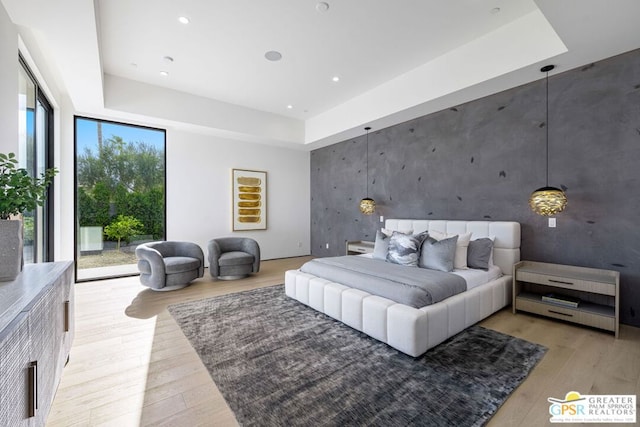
<box><xmin>515</xmin><ymin>298</ymin><xmax>615</xmax><ymax>332</ymax></box>
<box><xmin>516</xmin><ymin>271</ymin><xmax>614</xmax><ymax>295</ymax></box>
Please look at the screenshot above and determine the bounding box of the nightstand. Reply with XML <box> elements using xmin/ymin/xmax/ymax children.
<box><xmin>513</xmin><ymin>261</ymin><xmax>619</xmax><ymax>337</ymax></box>
<box><xmin>346</xmin><ymin>240</ymin><xmax>374</xmax><ymax>255</ymax></box>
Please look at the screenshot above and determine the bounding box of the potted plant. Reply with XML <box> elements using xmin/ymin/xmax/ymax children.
<box><xmin>0</xmin><ymin>152</ymin><xmax>58</xmax><ymax>281</ymax></box>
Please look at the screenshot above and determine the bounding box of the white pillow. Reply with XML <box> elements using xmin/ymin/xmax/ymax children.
<box><xmin>429</xmin><ymin>230</ymin><xmax>472</xmax><ymax>269</ymax></box>
<box><xmin>381</xmin><ymin>228</ymin><xmax>398</xmax><ymax>237</ymax></box>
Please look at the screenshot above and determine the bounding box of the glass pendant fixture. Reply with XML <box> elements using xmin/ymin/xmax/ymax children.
<box><xmin>529</xmin><ymin>187</ymin><xmax>567</xmax><ymax>216</ymax></box>
<box><xmin>529</xmin><ymin>65</ymin><xmax>567</xmax><ymax>217</ymax></box>
<box><xmin>359</xmin><ymin>197</ymin><xmax>375</xmax><ymax>215</ymax></box>
<box><xmin>359</xmin><ymin>127</ymin><xmax>376</xmax><ymax>215</ymax></box>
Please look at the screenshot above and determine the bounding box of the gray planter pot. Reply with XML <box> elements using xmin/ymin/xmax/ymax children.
<box><xmin>0</xmin><ymin>219</ymin><xmax>24</xmax><ymax>281</ymax></box>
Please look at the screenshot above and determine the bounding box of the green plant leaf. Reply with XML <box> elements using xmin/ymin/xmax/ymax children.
<box><xmin>0</xmin><ymin>152</ymin><xmax>58</xmax><ymax>219</ymax></box>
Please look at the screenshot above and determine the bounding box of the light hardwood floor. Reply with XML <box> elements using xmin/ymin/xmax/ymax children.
<box><xmin>47</xmin><ymin>256</ymin><xmax>639</xmax><ymax>427</ymax></box>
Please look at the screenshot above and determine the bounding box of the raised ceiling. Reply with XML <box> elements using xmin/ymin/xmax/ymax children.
<box><xmin>99</xmin><ymin>0</ymin><xmax>537</xmax><ymax>119</ymax></box>
<box><xmin>3</xmin><ymin>0</ymin><xmax>640</xmax><ymax>149</ymax></box>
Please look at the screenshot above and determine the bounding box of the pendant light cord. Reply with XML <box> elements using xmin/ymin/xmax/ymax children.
<box><xmin>365</xmin><ymin>127</ymin><xmax>371</xmax><ymax>197</ymax></box>
<box><xmin>540</xmin><ymin>65</ymin><xmax>555</xmax><ymax>187</ymax></box>
<box><xmin>545</xmin><ymin>68</ymin><xmax>549</xmax><ymax>187</ymax></box>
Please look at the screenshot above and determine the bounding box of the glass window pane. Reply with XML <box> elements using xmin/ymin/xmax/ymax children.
<box><xmin>75</xmin><ymin>117</ymin><xmax>166</xmax><ymax>281</ymax></box>
<box><xmin>33</xmin><ymin>99</ymin><xmax>49</xmax><ymax>262</ymax></box>
<box><xmin>19</xmin><ymin>59</ymin><xmax>52</xmax><ymax>264</ymax></box>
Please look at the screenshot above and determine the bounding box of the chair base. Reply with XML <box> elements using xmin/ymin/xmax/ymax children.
<box><xmin>217</xmin><ymin>274</ymin><xmax>249</xmax><ymax>281</ymax></box>
<box><xmin>150</xmin><ymin>283</ymin><xmax>190</xmax><ymax>291</ymax></box>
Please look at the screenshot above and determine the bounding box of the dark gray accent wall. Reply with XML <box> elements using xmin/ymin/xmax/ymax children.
<box><xmin>310</xmin><ymin>48</ymin><xmax>640</xmax><ymax>327</ymax></box>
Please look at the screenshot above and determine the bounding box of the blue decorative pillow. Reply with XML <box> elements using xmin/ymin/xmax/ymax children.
<box><xmin>419</xmin><ymin>235</ymin><xmax>458</xmax><ymax>272</ymax></box>
<box><xmin>386</xmin><ymin>231</ymin><xmax>426</xmax><ymax>266</ymax></box>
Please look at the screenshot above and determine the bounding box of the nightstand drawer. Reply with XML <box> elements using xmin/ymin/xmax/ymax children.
<box><xmin>517</xmin><ymin>297</ymin><xmax>576</xmax><ymax>319</ymax></box>
<box><xmin>515</xmin><ymin>298</ymin><xmax>616</xmax><ymax>332</ymax></box>
<box><xmin>516</xmin><ymin>270</ymin><xmax>615</xmax><ymax>296</ymax></box>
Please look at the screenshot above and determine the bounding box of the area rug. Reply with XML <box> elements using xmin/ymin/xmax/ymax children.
<box><xmin>168</xmin><ymin>285</ymin><xmax>546</xmax><ymax>426</ymax></box>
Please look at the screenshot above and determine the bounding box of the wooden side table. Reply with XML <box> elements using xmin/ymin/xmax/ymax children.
<box><xmin>513</xmin><ymin>260</ymin><xmax>619</xmax><ymax>337</ymax></box>
<box><xmin>346</xmin><ymin>240</ymin><xmax>374</xmax><ymax>255</ymax></box>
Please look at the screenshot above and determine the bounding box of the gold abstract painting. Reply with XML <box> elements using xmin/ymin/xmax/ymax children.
<box><xmin>232</xmin><ymin>169</ymin><xmax>267</xmax><ymax>230</ymax></box>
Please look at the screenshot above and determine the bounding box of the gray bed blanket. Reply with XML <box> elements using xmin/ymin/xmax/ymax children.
<box><xmin>299</xmin><ymin>256</ymin><xmax>467</xmax><ymax>308</ymax></box>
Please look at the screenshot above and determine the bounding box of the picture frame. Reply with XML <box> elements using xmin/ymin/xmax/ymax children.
<box><xmin>232</xmin><ymin>169</ymin><xmax>267</xmax><ymax>231</ymax></box>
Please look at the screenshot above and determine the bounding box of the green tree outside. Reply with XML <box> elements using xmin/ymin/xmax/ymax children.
<box><xmin>77</xmin><ymin>135</ymin><xmax>164</xmax><ymax>244</ymax></box>
<box><xmin>104</xmin><ymin>215</ymin><xmax>144</xmax><ymax>251</ymax></box>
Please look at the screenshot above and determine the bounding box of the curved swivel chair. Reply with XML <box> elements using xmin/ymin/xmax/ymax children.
<box><xmin>136</xmin><ymin>241</ymin><xmax>204</xmax><ymax>291</ymax></box>
<box><xmin>208</xmin><ymin>237</ymin><xmax>260</xmax><ymax>280</ymax></box>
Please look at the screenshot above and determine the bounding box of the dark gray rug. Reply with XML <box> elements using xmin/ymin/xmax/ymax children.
<box><xmin>168</xmin><ymin>285</ymin><xmax>546</xmax><ymax>427</ymax></box>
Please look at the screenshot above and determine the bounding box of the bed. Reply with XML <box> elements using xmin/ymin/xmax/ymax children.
<box><xmin>285</xmin><ymin>219</ymin><xmax>520</xmax><ymax>357</ymax></box>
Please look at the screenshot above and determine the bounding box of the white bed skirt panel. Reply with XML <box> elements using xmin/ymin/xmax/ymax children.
<box><xmin>285</xmin><ymin>270</ymin><xmax>512</xmax><ymax>357</ymax></box>
<box><xmin>285</xmin><ymin>220</ymin><xmax>520</xmax><ymax>357</ymax></box>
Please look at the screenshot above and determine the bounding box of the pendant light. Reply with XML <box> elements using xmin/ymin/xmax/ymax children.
<box><xmin>359</xmin><ymin>127</ymin><xmax>375</xmax><ymax>215</ymax></box>
<box><xmin>529</xmin><ymin>65</ymin><xmax>567</xmax><ymax>216</ymax></box>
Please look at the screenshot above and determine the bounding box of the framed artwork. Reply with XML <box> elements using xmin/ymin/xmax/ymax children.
<box><xmin>232</xmin><ymin>169</ymin><xmax>267</xmax><ymax>230</ymax></box>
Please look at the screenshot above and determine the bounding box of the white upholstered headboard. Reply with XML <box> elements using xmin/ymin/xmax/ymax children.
<box><xmin>384</xmin><ymin>219</ymin><xmax>521</xmax><ymax>276</ymax></box>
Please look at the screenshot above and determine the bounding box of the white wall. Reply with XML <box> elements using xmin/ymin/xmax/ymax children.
<box><xmin>54</xmin><ymin>111</ymin><xmax>312</xmax><ymax>264</ymax></box>
<box><xmin>0</xmin><ymin>3</ymin><xmax>17</xmax><ymax>154</ymax></box>
<box><xmin>167</xmin><ymin>130</ymin><xmax>310</xmax><ymax>262</ymax></box>
<box><xmin>57</xmin><ymin>97</ymin><xmax>75</xmax><ymax>262</ymax></box>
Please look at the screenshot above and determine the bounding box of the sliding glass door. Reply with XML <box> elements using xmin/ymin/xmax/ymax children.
<box><xmin>75</xmin><ymin>117</ymin><xmax>166</xmax><ymax>281</ymax></box>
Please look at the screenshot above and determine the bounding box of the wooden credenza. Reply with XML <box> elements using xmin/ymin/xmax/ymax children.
<box><xmin>0</xmin><ymin>261</ymin><xmax>74</xmax><ymax>426</ymax></box>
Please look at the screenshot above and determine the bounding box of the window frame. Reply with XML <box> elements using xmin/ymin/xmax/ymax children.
<box><xmin>73</xmin><ymin>115</ymin><xmax>167</xmax><ymax>282</ymax></box>
<box><xmin>19</xmin><ymin>54</ymin><xmax>55</xmax><ymax>262</ymax></box>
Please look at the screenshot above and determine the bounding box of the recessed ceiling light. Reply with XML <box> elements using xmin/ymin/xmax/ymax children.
<box><xmin>316</xmin><ymin>2</ymin><xmax>330</xmax><ymax>12</ymax></box>
<box><xmin>160</xmin><ymin>71</ymin><xmax>169</xmax><ymax>77</ymax></box>
<box><xmin>490</xmin><ymin>7</ymin><xmax>500</xmax><ymax>14</ymax></box>
<box><xmin>265</xmin><ymin>51</ymin><xmax>283</xmax><ymax>61</ymax></box>
<box><xmin>332</xmin><ymin>76</ymin><xmax>340</xmax><ymax>82</ymax></box>
<box><xmin>130</xmin><ymin>62</ymin><xmax>138</xmax><ymax>68</ymax></box>
<box><xmin>178</xmin><ymin>16</ymin><xmax>190</xmax><ymax>24</ymax></box>
<box><xmin>163</xmin><ymin>56</ymin><xmax>174</xmax><ymax>63</ymax></box>
<box><xmin>287</xmin><ymin>105</ymin><xmax>293</xmax><ymax>109</ymax></box>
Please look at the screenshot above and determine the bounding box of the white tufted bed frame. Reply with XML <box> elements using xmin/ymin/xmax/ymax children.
<box><xmin>285</xmin><ymin>219</ymin><xmax>521</xmax><ymax>357</ymax></box>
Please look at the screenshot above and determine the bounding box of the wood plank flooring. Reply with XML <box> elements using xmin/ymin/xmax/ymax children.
<box><xmin>47</xmin><ymin>256</ymin><xmax>639</xmax><ymax>426</ymax></box>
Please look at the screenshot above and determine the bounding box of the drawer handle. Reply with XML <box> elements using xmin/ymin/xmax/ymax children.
<box><xmin>64</xmin><ymin>300</ymin><xmax>70</xmax><ymax>332</ymax></box>
<box><xmin>548</xmin><ymin>309</ymin><xmax>574</xmax><ymax>318</ymax></box>
<box><xmin>548</xmin><ymin>279</ymin><xmax>574</xmax><ymax>285</ymax></box>
<box><xmin>28</xmin><ymin>361</ymin><xmax>38</xmax><ymax>417</ymax></box>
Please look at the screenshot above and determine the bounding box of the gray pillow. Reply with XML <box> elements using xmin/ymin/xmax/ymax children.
<box><xmin>467</xmin><ymin>238</ymin><xmax>493</xmax><ymax>270</ymax></box>
<box><xmin>372</xmin><ymin>230</ymin><xmax>390</xmax><ymax>260</ymax></box>
<box><xmin>386</xmin><ymin>231</ymin><xmax>424</xmax><ymax>266</ymax></box>
<box><xmin>419</xmin><ymin>235</ymin><xmax>458</xmax><ymax>272</ymax></box>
